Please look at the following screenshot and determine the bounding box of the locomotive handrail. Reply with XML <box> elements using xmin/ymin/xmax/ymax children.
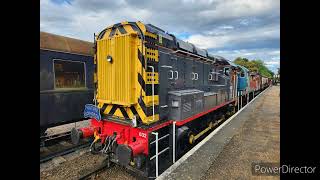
<box><xmin>150</xmin><ymin>131</ymin><xmax>171</xmax><ymax>178</ymax></box>
<box><xmin>150</xmin><ymin>147</ymin><xmax>170</xmax><ymax>161</ymax></box>
<box><xmin>148</xmin><ymin>65</ymin><xmax>155</xmax><ymax>122</ymax></box>
<box><xmin>150</xmin><ymin>134</ymin><xmax>170</xmax><ymax>145</ymax></box>
<box><xmin>173</xmin><ymin>121</ymin><xmax>176</xmax><ymax>163</ymax></box>
<box><xmin>151</xmin><ymin>132</ymin><xmax>159</xmax><ymax>178</ymax></box>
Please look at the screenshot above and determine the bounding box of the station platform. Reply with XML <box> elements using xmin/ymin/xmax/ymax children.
<box><xmin>158</xmin><ymin>86</ymin><xmax>280</xmax><ymax>180</ymax></box>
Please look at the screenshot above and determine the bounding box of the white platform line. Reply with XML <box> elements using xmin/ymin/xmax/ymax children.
<box><xmin>157</xmin><ymin>87</ymin><xmax>270</xmax><ymax>180</ymax></box>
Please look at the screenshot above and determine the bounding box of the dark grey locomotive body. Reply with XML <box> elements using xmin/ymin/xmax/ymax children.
<box><xmin>144</xmin><ymin>24</ymin><xmax>237</xmax><ymax>122</ymax></box>
<box><xmin>40</xmin><ymin>32</ymin><xmax>94</xmax><ymax>135</ymax></box>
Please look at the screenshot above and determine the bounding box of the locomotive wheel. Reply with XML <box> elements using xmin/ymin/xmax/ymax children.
<box><xmin>176</xmin><ymin>126</ymin><xmax>191</xmax><ymax>157</ymax></box>
<box><xmin>208</xmin><ymin>122</ymin><xmax>213</xmax><ymax>129</ymax></box>
<box><xmin>188</xmin><ymin>133</ymin><xmax>195</xmax><ymax>145</ymax></box>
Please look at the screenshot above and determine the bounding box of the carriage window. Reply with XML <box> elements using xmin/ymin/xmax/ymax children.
<box><xmin>224</xmin><ymin>68</ymin><xmax>230</xmax><ymax>76</ymax></box>
<box><xmin>54</xmin><ymin>60</ymin><xmax>86</xmax><ymax>89</ymax></box>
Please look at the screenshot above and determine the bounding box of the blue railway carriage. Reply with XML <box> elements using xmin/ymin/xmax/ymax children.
<box><xmin>40</xmin><ymin>32</ymin><xmax>94</xmax><ymax>136</ymax></box>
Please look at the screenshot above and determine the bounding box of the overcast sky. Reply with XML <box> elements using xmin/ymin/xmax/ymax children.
<box><xmin>40</xmin><ymin>0</ymin><xmax>280</xmax><ymax>73</ymax></box>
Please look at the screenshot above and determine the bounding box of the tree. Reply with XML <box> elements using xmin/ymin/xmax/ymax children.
<box><xmin>233</xmin><ymin>57</ymin><xmax>274</xmax><ymax>78</ymax></box>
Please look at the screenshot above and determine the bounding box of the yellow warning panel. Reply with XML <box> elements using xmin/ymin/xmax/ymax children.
<box><xmin>96</xmin><ymin>33</ymin><xmax>139</xmax><ymax>106</ymax></box>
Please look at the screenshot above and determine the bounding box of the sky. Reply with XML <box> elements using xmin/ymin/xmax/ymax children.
<box><xmin>40</xmin><ymin>0</ymin><xmax>280</xmax><ymax>73</ymax></box>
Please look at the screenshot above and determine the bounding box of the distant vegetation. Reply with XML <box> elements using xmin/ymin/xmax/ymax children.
<box><xmin>233</xmin><ymin>57</ymin><xmax>274</xmax><ymax>78</ymax></box>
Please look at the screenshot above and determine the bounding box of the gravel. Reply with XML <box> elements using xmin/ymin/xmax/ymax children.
<box><xmin>40</xmin><ymin>150</ymin><xmax>136</xmax><ymax>180</ymax></box>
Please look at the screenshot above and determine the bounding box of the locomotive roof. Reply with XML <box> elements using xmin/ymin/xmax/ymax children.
<box><xmin>145</xmin><ymin>24</ymin><xmax>244</xmax><ymax>67</ymax></box>
<box><xmin>209</xmin><ymin>55</ymin><xmax>238</xmax><ymax>67</ymax></box>
<box><xmin>40</xmin><ymin>31</ymin><xmax>94</xmax><ymax>56</ymax></box>
<box><xmin>145</xmin><ymin>23</ymin><xmax>211</xmax><ymax>58</ymax></box>
<box><xmin>145</xmin><ymin>24</ymin><xmax>174</xmax><ymax>40</ymax></box>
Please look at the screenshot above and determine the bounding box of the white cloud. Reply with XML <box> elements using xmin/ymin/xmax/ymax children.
<box><xmin>220</xmin><ymin>25</ymin><xmax>234</xmax><ymax>30</ymax></box>
<box><xmin>199</xmin><ymin>0</ymin><xmax>279</xmax><ymax>20</ymax></box>
<box><xmin>40</xmin><ymin>0</ymin><xmax>152</xmax><ymax>41</ymax></box>
<box><xmin>40</xmin><ymin>0</ymin><xmax>280</xmax><ymax>71</ymax></box>
<box><xmin>41</xmin><ymin>0</ymin><xmax>279</xmax><ymax>41</ymax></box>
<box><xmin>186</xmin><ymin>23</ymin><xmax>279</xmax><ymax>49</ymax></box>
<box><xmin>265</xmin><ymin>61</ymin><xmax>280</xmax><ymax>65</ymax></box>
<box><xmin>211</xmin><ymin>48</ymin><xmax>279</xmax><ymax>61</ymax></box>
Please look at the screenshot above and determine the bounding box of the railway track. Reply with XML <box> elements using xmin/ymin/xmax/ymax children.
<box><xmin>40</xmin><ymin>131</ymin><xmax>71</xmax><ymax>147</ymax></box>
<box><xmin>78</xmin><ymin>161</ymin><xmax>111</xmax><ymax>180</ymax></box>
<box><xmin>40</xmin><ymin>136</ymin><xmax>92</xmax><ymax>163</ymax></box>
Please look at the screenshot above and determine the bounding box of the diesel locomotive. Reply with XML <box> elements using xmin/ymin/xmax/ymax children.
<box><xmin>70</xmin><ymin>21</ymin><xmax>269</xmax><ymax>178</ymax></box>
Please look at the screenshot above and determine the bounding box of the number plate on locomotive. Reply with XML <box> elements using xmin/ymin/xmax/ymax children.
<box><xmin>84</xmin><ymin>104</ymin><xmax>101</xmax><ymax>120</ymax></box>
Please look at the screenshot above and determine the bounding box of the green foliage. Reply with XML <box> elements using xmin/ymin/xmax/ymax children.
<box><xmin>233</xmin><ymin>57</ymin><xmax>274</xmax><ymax>78</ymax></box>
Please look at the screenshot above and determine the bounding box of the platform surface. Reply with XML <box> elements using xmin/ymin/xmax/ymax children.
<box><xmin>159</xmin><ymin>86</ymin><xmax>280</xmax><ymax>180</ymax></box>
